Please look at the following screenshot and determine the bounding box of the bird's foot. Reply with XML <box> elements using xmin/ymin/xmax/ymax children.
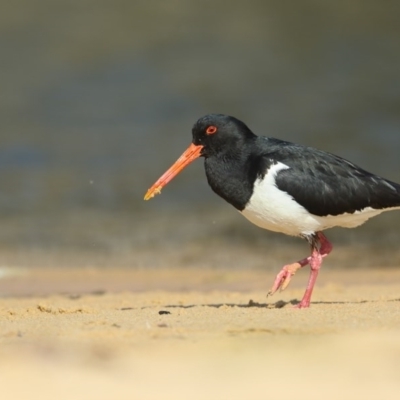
<box><xmin>267</xmin><ymin>262</ymin><xmax>302</xmax><ymax>296</ymax></box>
<box><xmin>293</xmin><ymin>298</ymin><xmax>311</xmax><ymax>309</ymax></box>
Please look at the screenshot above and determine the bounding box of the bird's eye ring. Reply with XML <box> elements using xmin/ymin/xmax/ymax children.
<box><xmin>206</xmin><ymin>125</ymin><xmax>218</xmax><ymax>135</ymax></box>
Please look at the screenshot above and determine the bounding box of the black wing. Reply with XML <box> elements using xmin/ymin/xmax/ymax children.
<box><xmin>258</xmin><ymin>138</ymin><xmax>400</xmax><ymax>217</ymax></box>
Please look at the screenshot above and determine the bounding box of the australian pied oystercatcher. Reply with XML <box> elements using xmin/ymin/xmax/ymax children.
<box><xmin>144</xmin><ymin>114</ymin><xmax>400</xmax><ymax>308</ymax></box>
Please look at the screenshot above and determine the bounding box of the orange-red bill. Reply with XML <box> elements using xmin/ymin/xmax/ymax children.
<box><xmin>144</xmin><ymin>143</ymin><xmax>203</xmax><ymax>200</ymax></box>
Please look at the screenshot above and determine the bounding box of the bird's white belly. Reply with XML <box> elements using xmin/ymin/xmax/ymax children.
<box><xmin>240</xmin><ymin>162</ymin><xmax>395</xmax><ymax>236</ymax></box>
<box><xmin>240</xmin><ymin>182</ymin><xmax>320</xmax><ymax>237</ymax></box>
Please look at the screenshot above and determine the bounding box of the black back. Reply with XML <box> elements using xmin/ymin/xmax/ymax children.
<box><xmin>258</xmin><ymin>137</ymin><xmax>400</xmax><ymax>216</ymax></box>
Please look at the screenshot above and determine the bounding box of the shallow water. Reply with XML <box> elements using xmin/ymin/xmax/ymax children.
<box><xmin>1</xmin><ymin>1</ymin><xmax>400</xmax><ymax>266</ymax></box>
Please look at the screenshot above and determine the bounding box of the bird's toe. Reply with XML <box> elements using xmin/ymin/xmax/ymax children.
<box><xmin>268</xmin><ymin>262</ymin><xmax>301</xmax><ymax>296</ymax></box>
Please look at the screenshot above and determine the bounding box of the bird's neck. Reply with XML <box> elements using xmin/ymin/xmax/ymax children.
<box><xmin>204</xmin><ymin>149</ymin><xmax>257</xmax><ymax>211</ymax></box>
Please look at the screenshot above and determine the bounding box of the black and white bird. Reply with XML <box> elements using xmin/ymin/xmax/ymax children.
<box><xmin>144</xmin><ymin>114</ymin><xmax>400</xmax><ymax>308</ymax></box>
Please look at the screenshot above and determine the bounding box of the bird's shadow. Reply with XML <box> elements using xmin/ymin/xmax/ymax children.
<box><xmin>123</xmin><ymin>297</ymin><xmax>400</xmax><ymax>312</ymax></box>
<box><xmin>161</xmin><ymin>299</ymin><xmax>363</xmax><ymax>310</ymax></box>
<box><xmin>163</xmin><ymin>299</ymin><xmax>293</xmax><ymax>310</ymax></box>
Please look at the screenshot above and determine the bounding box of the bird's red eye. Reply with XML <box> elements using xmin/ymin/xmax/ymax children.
<box><xmin>206</xmin><ymin>125</ymin><xmax>217</xmax><ymax>135</ymax></box>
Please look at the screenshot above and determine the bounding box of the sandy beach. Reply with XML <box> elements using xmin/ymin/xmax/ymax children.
<box><xmin>1</xmin><ymin>266</ymin><xmax>399</xmax><ymax>400</ymax></box>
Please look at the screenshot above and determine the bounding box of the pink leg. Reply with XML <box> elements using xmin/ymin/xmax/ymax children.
<box><xmin>294</xmin><ymin>248</ymin><xmax>322</xmax><ymax>308</ymax></box>
<box><xmin>268</xmin><ymin>232</ymin><xmax>332</xmax><ymax>308</ymax></box>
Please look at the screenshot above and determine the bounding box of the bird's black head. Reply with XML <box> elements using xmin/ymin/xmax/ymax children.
<box><xmin>144</xmin><ymin>114</ymin><xmax>256</xmax><ymax>201</ymax></box>
<box><xmin>192</xmin><ymin>114</ymin><xmax>256</xmax><ymax>158</ymax></box>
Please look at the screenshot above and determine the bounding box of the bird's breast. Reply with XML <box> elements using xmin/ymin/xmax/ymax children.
<box><xmin>240</xmin><ymin>162</ymin><xmax>322</xmax><ymax>236</ymax></box>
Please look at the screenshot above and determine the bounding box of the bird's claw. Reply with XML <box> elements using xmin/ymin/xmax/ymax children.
<box><xmin>267</xmin><ymin>262</ymin><xmax>302</xmax><ymax>297</ymax></box>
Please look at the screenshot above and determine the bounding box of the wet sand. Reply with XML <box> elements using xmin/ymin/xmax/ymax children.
<box><xmin>1</xmin><ymin>266</ymin><xmax>400</xmax><ymax>400</ymax></box>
